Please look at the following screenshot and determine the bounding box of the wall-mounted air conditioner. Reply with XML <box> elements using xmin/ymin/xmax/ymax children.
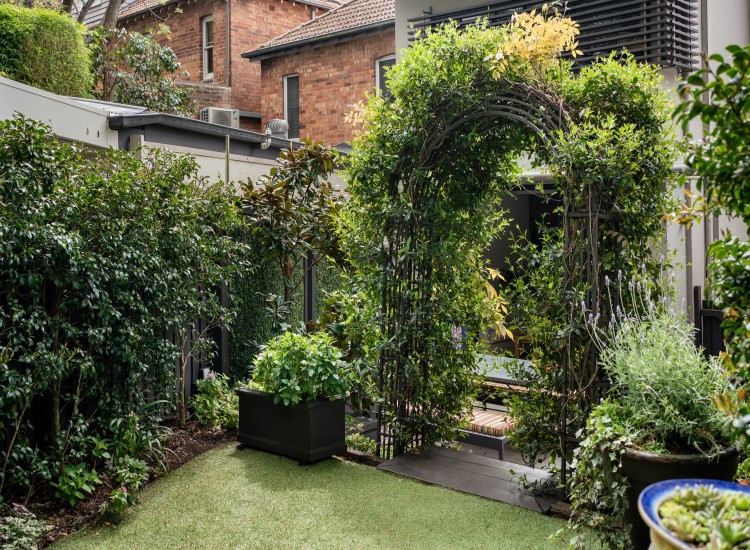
<box><xmin>200</xmin><ymin>107</ymin><xmax>240</xmax><ymax>128</ymax></box>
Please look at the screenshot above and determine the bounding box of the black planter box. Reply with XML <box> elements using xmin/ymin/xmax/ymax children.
<box><xmin>235</xmin><ymin>388</ymin><xmax>346</xmax><ymax>464</ymax></box>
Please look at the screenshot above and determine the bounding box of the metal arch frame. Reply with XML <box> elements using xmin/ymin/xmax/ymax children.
<box><xmin>376</xmin><ymin>77</ymin><xmax>602</xmax><ymax>498</ymax></box>
<box><xmin>419</xmin><ymin>80</ymin><xmax>568</xmax><ymax>166</ymax></box>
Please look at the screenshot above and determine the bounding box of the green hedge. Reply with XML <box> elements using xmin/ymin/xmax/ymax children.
<box><xmin>229</xmin><ymin>240</ymin><xmax>285</xmax><ymax>381</ymax></box>
<box><xmin>229</xmin><ymin>250</ymin><xmax>342</xmax><ymax>381</ymax></box>
<box><xmin>0</xmin><ymin>3</ymin><xmax>91</xmax><ymax>96</ymax></box>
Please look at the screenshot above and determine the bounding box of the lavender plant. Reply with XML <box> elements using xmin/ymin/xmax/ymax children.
<box><xmin>565</xmin><ymin>272</ymin><xmax>733</xmax><ymax>549</ymax></box>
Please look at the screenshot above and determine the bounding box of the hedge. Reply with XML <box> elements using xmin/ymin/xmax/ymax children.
<box><xmin>0</xmin><ymin>3</ymin><xmax>91</xmax><ymax>96</ymax></box>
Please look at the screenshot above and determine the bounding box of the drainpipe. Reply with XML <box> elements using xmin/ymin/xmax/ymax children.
<box><xmin>226</xmin><ymin>0</ymin><xmax>231</xmax><ymax>87</ymax></box>
<box><xmin>225</xmin><ymin>134</ymin><xmax>230</xmax><ymax>182</ymax></box>
<box><xmin>699</xmin><ymin>0</ymin><xmax>714</xmax><ymax>301</ymax></box>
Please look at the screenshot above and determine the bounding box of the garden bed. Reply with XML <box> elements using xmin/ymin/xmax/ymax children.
<box><xmin>38</xmin><ymin>421</ymin><xmax>234</xmax><ymax>548</ymax></box>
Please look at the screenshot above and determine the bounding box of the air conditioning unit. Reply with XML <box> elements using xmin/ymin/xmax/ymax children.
<box><xmin>200</xmin><ymin>107</ymin><xmax>240</xmax><ymax>128</ymax></box>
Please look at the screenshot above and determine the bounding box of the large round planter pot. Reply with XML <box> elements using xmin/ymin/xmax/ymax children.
<box><xmin>235</xmin><ymin>388</ymin><xmax>346</xmax><ymax>464</ymax></box>
<box><xmin>621</xmin><ymin>447</ymin><xmax>739</xmax><ymax>550</ymax></box>
<box><xmin>638</xmin><ymin>478</ymin><xmax>750</xmax><ymax>550</ymax></box>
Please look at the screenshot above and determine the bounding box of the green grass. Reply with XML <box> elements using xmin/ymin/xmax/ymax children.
<box><xmin>54</xmin><ymin>444</ymin><xmax>568</xmax><ymax>550</ymax></box>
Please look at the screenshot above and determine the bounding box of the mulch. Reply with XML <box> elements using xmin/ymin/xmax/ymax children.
<box><xmin>35</xmin><ymin>421</ymin><xmax>235</xmax><ymax>548</ymax></box>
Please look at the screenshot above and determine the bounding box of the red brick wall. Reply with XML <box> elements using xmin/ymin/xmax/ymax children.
<box><xmin>177</xmin><ymin>81</ymin><xmax>232</xmax><ymax>110</ymax></box>
<box><xmin>260</xmin><ymin>29</ymin><xmax>396</xmax><ymax>146</ymax></box>
<box><xmin>120</xmin><ymin>0</ymin><xmax>318</xmax><ymax>126</ymax></box>
<box><xmin>121</xmin><ymin>0</ymin><xmax>228</xmax><ymax>85</ymax></box>
<box><xmin>231</xmin><ymin>0</ymin><xmax>315</xmax><ymax>119</ymax></box>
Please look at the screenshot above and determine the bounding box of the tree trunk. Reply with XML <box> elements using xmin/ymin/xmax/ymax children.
<box><xmin>61</xmin><ymin>0</ymin><xmax>73</xmax><ymax>14</ymax></box>
<box><xmin>283</xmin><ymin>255</ymin><xmax>293</xmax><ymax>325</ymax></box>
<box><xmin>101</xmin><ymin>0</ymin><xmax>125</xmax><ymax>29</ymax></box>
<box><xmin>77</xmin><ymin>0</ymin><xmax>97</xmax><ymax>23</ymax></box>
<box><xmin>52</xmin><ymin>380</ymin><xmax>61</xmax><ymax>436</ymax></box>
<box><xmin>177</xmin><ymin>330</ymin><xmax>189</xmax><ymax>427</ymax></box>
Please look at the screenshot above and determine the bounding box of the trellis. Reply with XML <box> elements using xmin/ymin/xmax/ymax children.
<box><xmin>374</xmin><ymin>79</ymin><xmax>605</xmax><ymax>484</ymax></box>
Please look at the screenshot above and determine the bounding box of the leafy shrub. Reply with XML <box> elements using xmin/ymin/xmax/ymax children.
<box><xmin>566</xmin><ymin>300</ymin><xmax>732</xmax><ymax>548</ymax></box>
<box><xmin>0</xmin><ymin>115</ymin><xmax>248</xmax><ymax>501</ymax></box>
<box><xmin>345</xmin><ymin>416</ymin><xmax>377</xmax><ymax>455</ymax></box>
<box><xmin>113</xmin><ymin>456</ymin><xmax>149</xmax><ymax>492</ymax></box>
<box><xmin>0</xmin><ymin>3</ymin><xmax>91</xmax><ymax>96</ymax></box>
<box><xmin>96</xmin><ymin>456</ymin><xmax>148</xmax><ymax>525</ymax></box>
<box><xmin>229</xmin><ymin>239</ymin><xmax>286</xmax><ymax>381</ymax></box>
<box><xmin>0</xmin><ymin>504</ymin><xmax>49</xmax><ymax>550</ymax></box>
<box><xmin>242</xmin><ymin>141</ymin><xmax>343</xmax><ymax>329</ymax></box>
<box><xmin>674</xmin><ymin>44</ymin><xmax>750</xmax><ymax>447</ymax></box>
<box><xmin>109</xmin><ymin>410</ymin><xmax>171</xmax><ymax>474</ymax></box>
<box><xmin>598</xmin><ymin>308</ymin><xmax>729</xmax><ymax>454</ymax></box>
<box><xmin>90</xmin><ymin>26</ymin><xmax>195</xmax><ymax>116</ymax></box>
<box><xmin>252</xmin><ymin>332</ymin><xmax>353</xmax><ymax>405</ymax></box>
<box><xmin>191</xmin><ymin>373</ymin><xmax>239</xmax><ymax>430</ymax></box>
<box><xmin>52</xmin><ymin>463</ymin><xmax>102</xmax><ymax>508</ymax></box>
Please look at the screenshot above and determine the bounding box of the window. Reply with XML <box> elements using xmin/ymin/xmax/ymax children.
<box><xmin>284</xmin><ymin>74</ymin><xmax>300</xmax><ymax>139</ymax></box>
<box><xmin>202</xmin><ymin>16</ymin><xmax>214</xmax><ymax>81</ymax></box>
<box><xmin>376</xmin><ymin>55</ymin><xmax>396</xmax><ymax>100</ymax></box>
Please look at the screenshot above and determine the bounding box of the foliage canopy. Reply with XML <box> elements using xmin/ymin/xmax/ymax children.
<box><xmin>343</xmin><ymin>12</ymin><xmax>676</xmax><ymax>458</ymax></box>
<box><xmin>0</xmin><ymin>115</ymin><xmax>247</xmax><ymax>501</ymax></box>
<box><xmin>0</xmin><ymin>3</ymin><xmax>92</xmax><ymax>96</ymax></box>
<box><xmin>89</xmin><ymin>26</ymin><xmax>196</xmax><ymax>116</ymax></box>
<box><xmin>675</xmin><ymin>44</ymin><xmax>750</xmax><ymax>446</ymax></box>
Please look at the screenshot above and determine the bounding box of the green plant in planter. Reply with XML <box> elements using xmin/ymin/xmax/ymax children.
<box><xmin>565</xmin><ymin>280</ymin><xmax>733</xmax><ymax>549</ymax></box>
<box><xmin>252</xmin><ymin>332</ymin><xmax>353</xmax><ymax>406</ymax></box>
<box><xmin>659</xmin><ymin>485</ymin><xmax>750</xmax><ymax>548</ymax></box>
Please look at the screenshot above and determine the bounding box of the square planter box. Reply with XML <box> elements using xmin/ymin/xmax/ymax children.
<box><xmin>235</xmin><ymin>388</ymin><xmax>346</xmax><ymax>464</ymax></box>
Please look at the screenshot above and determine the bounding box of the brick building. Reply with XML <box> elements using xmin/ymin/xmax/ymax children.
<box><xmin>111</xmin><ymin>0</ymin><xmax>343</xmax><ymax>131</ymax></box>
<box><xmin>243</xmin><ymin>0</ymin><xmax>394</xmax><ymax>145</ymax></box>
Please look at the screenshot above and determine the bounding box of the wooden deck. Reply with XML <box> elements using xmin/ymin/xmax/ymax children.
<box><xmin>378</xmin><ymin>446</ymin><xmax>557</xmax><ymax>513</ymax></box>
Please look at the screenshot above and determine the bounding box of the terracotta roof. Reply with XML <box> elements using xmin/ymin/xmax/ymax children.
<box><xmin>119</xmin><ymin>0</ymin><xmax>344</xmax><ymax>20</ymax></box>
<box><xmin>244</xmin><ymin>0</ymin><xmax>394</xmax><ymax>59</ymax></box>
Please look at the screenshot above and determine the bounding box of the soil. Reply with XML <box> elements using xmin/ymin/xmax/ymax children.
<box><xmin>35</xmin><ymin>421</ymin><xmax>235</xmax><ymax>548</ymax></box>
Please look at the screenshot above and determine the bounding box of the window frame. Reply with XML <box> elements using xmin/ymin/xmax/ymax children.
<box><xmin>375</xmin><ymin>54</ymin><xmax>396</xmax><ymax>98</ymax></box>
<box><xmin>284</xmin><ymin>73</ymin><xmax>300</xmax><ymax>139</ymax></box>
<box><xmin>202</xmin><ymin>15</ymin><xmax>214</xmax><ymax>82</ymax></box>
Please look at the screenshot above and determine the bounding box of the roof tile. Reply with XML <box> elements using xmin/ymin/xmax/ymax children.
<box><xmin>119</xmin><ymin>0</ymin><xmax>344</xmax><ymax>20</ymax></box>
<box><xmin>252</xmin><ymin>0</ymin><xmax>394</xmax><ymax>53</ymax></box>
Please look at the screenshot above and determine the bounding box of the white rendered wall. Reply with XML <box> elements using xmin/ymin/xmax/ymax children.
<box><xmin>0</xmin><ymin>76</ymin><xmax>119</xmax><ymax>149</ymax></box>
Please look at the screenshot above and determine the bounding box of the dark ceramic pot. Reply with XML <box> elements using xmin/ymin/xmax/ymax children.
<box><xmin>621</xmin><ymin>447</ymin><xmax>739</xmax><ymax>550</ymax></box>
<box><xmin>235</xmin><ymin>388</ymin><xmax>346</xmax><ymax>464</ymax></box>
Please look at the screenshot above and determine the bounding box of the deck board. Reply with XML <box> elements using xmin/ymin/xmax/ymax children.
<box><xmin>378</xmin><ymin>446</ymin><xmax>556</xmax><ymax>513</ymax></box>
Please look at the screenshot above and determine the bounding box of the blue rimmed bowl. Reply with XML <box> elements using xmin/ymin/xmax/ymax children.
<box><xmin>638</xmin><ymin>478</ymin><xmax>750</xmax><ymax>550</ymax></box>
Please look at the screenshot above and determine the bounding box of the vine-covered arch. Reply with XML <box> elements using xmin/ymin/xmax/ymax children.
<box><xmin>421</xmin><ymin>79</ymin><xmax>568</xmax><ymax>161</ymax></box>
<box><xmin>343</xmin><ymin>15</ymin><xmax>676</xmax><ymax>476</ymax></box>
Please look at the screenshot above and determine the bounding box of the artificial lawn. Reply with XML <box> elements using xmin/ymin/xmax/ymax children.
<box><xmin>54</xmin><ymin>443</ymin><xmax>568</xmax><ymax>550</ymax></box>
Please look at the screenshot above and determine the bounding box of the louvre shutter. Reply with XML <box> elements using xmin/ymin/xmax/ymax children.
<box><xmin>285</xmin><ymin>75</ymin><xmax>300</xmax><ymax>139</ymax></box>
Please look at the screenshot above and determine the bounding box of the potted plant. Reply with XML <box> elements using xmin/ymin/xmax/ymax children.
<box><xmin>236</xmin><ymin>331</ymin><xmax>353</xmax><ymax>463</ymax></box>
<box><xmin>638</xmin><ymin>479</ymin><xmax>750</xmax><ymax>549</ymax></box>
<box><xmin>566</xmin><ymin>281</ymin><xmax>738</xmax><ymax>549</ymax></box>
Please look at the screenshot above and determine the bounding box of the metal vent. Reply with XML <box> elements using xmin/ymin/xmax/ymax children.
<box><xmin>408</xmin><ymin>0</ymin><xmax>698</xmax><ymax>73</ymax></box>
<box><xmin>265</xmin><ymin>118</ymin><xmax>289</xmax><ymax>139</ymax></box>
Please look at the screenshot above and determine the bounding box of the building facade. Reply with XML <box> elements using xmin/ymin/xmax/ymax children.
<box><xmin>244</xmin><ymin>0</ymin><xmax>395</xmax><ymax>145</ymax></box>
<box><xmin>117</xmin><ymin>0</ymin><xmax>340</xmax><ymax>131</ymax></box>
<box><xmin>393</xmin><ymin>0</ymin><xmax>750</xmax><ymax>318</ymax></box>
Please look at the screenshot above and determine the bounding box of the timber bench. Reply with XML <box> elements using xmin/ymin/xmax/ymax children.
<box><xmin>458</xmin><ymin>406</ymin><xmax>515</xmax><ymax>460</ymax></box>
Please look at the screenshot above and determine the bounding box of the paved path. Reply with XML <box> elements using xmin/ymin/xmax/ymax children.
<box><xmin>378</xmin><ymin>446</ymin><xmax>557</xmax><ymax>513</ymax></box>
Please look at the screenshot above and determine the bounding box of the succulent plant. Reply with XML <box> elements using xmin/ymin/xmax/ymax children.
<box><xmin>659</xmin><ymin>485</ymin><xmax>750</xmax><ymax>549</ymax></box>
